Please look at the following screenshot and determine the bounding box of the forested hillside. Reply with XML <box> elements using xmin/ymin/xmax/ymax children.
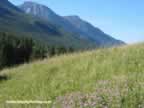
<box><xmin>0</xmin><ymin>32</ymin><xmax>46</xmax><ymax>69</ymax></box>
<box><xmin>0</xmin><ymin>32</ymin><xmax>74</xmax><ymax>69</ymax></box>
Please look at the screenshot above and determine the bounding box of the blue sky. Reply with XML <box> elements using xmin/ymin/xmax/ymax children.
<box><xmin>10</xmin><ymin>0</ymin><xmax>144</xmax><ymax>43</ymax></box>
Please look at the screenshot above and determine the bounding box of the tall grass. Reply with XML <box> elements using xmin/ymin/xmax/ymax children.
<box><xmin>0</xmin><ymin>44</ymin><xmax>144</xmax><ymax>108</ymax></box>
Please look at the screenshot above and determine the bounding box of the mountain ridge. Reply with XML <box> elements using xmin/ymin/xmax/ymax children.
<box><xmin>20</xmin><ymin>1</ymin><xmax>125</xmax><ymax>47</ymax></box>
<box><xmin>64</xmin><ymin>15</ymin><xmax>124</xmax><ymax>46</ymax></box>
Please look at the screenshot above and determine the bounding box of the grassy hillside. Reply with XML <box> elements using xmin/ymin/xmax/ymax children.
<box><xmin>0</xmin><ymin>44</ymin><xmax>144</xmax><ymax>108</ymax></box>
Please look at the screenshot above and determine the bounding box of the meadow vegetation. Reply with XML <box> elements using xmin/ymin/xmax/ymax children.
<box><xmin>0</xmin><ymin>43</ymin><xmax>144</xmax><ymax>108</ymax></box>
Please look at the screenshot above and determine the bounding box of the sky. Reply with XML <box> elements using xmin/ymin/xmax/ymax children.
<box><xmin>9</xmin><ymin>0</ymin><xmax>144</xmax><ymax>43</ymax></box>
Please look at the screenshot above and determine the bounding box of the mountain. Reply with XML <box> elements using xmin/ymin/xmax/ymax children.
<box><xmin>19</xmin><ymin>1</ymin><xmax>125</xmax><ymax>47</ymax></box>
<box><xmin>19</xmin><ymin>1</ymin><xmax>81</xmax><ymax>33</ymax></box>
<box><xmin>64</xmin><ymin>16</ymin><xmax>124</xmax><ymax>46</ymax></box>
<box><xmin>0</xmin><ymin>0</ymin><xmax>96</xmax><ymax>49</ymax></box>
<box><xmin>0</xmin><ymin>0</ymin><xmax>59</xmax><ymax>37</ymax></box>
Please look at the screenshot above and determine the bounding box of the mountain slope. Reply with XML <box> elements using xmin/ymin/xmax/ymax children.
<box><xmin>0</xmin><ymin>43</ymin><xmax>144</xmax><ymax>107</ymax></box>
<box><xmin>19</xmin><ymin>2</ymin><xmax>84</xmax><ymax>33</ymax></box>
<box><xmin>0</xmin><ymin>0</ymin><xmax>58</xmax><ymax>35</ymax></box>
<box><xmin>0</xmin><ymin>0</ymin><xmax>96</xmax><ymax>49</ymax></box>
<box><xmin>64</xmin><ymin>16</ymin><xmax>125</xmax><ymax>46</ymax></box>
<box><xmin>19</xmin><ymin>1</ymin><xmax>125</xmax><ymax>47</ymax></box>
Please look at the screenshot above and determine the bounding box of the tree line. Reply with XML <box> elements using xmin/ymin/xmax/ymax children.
<box><xmin>0</xmin><ymin>32</ymin><xmax>74</xmax><ymax>69</ymax></box>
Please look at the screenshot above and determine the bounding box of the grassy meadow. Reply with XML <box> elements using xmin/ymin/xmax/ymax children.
<box><xmin>0</xmin><ymin>44</ymin><xmax>144</xmax><ymax>108</ymax></box>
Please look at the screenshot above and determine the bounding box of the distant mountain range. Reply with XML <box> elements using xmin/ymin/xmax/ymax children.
<box><xmin>0</xmin><ymin>0</ymin><xmax>125</xmax><ymax>50</ymax></box>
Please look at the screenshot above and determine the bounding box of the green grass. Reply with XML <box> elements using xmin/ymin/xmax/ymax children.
<box><xmin>0</xmin><ymin>43</ymin><xmax>144</xmax><ymax>108</ymax></box>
